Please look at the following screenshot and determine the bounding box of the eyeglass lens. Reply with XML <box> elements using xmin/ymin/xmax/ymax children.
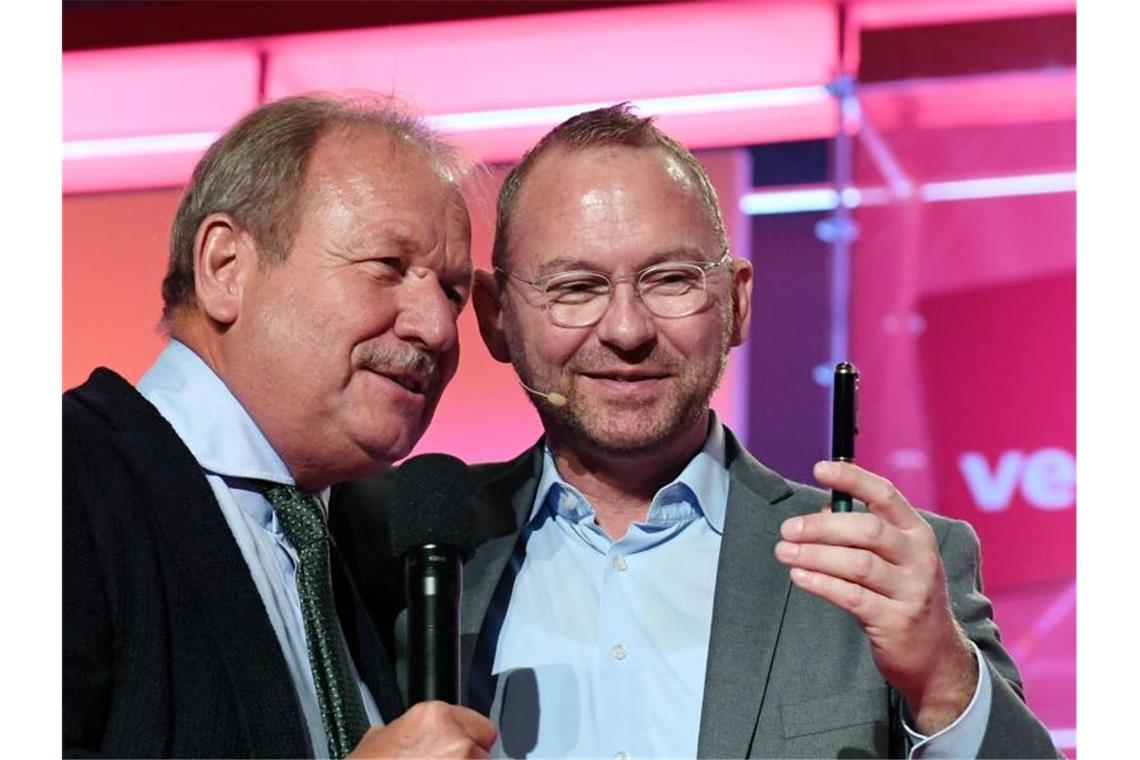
<box><xmin>544</xmin><ymin>263</ymin><xmax>710</xmax><ymax>326</ymax></box>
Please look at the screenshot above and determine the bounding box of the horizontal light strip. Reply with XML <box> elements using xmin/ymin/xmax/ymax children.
<box><xmin>739</xmin><ymin>172</ymin><xmax>1076</xmax><ymax>215</ymax></box>
<box><xmin>64</xmin><ymin>130</ymin><xmax>218</xmax><ymax>160</ymax></box>
<box><xmin>920</xmin><ymin>171</ymin><xmax>1076</xmax><ymax>202</ymax></box>
<box><xmin>427</xmin><ymin>86</ymin><xmax>831</xmax><ymax>133</ymax></box>
<box><xmin>740</xmin><ymin>186</ymin><xmax>840</xmax><ymax>215</ymax></box>
<box><xmin>738</xmin><ymin>185</ymin><xmax>890</xmax><ymax>215</ymax></box>
<box><xmin>63</xmin><ymin>86</ymin><xmax>831</xmax><ymax>162</ymax></box>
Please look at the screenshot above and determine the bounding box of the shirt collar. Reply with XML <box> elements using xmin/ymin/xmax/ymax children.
<box><xmin>529</xmin><ymin>412</ymin><xmax>730</xmax><ymax>535</ymax></box>
<box><xmin>136</xmin><ymin>339</ymin><xmax>296</xmax><ymax>487</ymax></box>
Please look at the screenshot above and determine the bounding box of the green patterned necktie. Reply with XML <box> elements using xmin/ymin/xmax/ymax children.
<box><xmin>266</xmin><ymin>485</ymin><xmax>370</xmax><ymax>759</ymax></box>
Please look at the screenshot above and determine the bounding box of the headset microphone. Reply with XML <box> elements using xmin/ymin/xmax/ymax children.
<box><xmin>518</xmin><ymin>379</ymin><xmax>568</xmax><ymax>408</ymax></box>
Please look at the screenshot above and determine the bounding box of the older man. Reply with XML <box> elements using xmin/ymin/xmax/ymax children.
<box><xmin>62</xmin><ymin>94</ymin><xmax>495</xmax><ymax>758</ymax></box>
<box><xmin>339</xmin><ymin>104</ymin><xmax>1059</xmax><ymax>758</ymax></box>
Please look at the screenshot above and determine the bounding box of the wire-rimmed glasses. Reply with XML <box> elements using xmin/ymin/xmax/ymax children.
<box><xmin>496</xmin><ymin>251</ymin><xmax>732</xmax><ymax>328</ymax></box>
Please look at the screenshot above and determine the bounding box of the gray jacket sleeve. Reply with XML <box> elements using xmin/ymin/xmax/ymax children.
<box><xmin>936</xmin><ymin>517</ymin><xmax>1063</xmax><ymax>758</ymax></box>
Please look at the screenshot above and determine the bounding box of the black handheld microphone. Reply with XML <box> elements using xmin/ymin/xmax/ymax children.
<box><xmin>390</xmin><ymin>454</ymin><xmax>478</xmax><ymax>705</ymax></box>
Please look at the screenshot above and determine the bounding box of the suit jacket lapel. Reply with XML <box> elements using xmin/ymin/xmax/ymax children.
<box><xmin>81</xmin><ymin>370</ymin><xmax>310</xmax><ymax>757</ymax></box>
<box><xmin>461</xmin><ymin>444</ymin><xmax>544</xmax><ymax>710</ymax></box>
<box><xmin>698</xmin><ymin>431</ymin><xmax>797</xmax><ymax>759</ymax></box>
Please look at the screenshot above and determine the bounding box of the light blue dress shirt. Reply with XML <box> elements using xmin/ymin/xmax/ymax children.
<box><xmin>492</xmin><ymin>415</ymin><xmax>991</xmax><ymax>758</ymax></box>
<box><xmin>137</xmin><ymin>340</ymin><xmax>382</xmax><ymax>758</ymax></box>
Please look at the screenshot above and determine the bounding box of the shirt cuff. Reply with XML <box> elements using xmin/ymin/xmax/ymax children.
<box><xmin>903</xmin><ymin>640</ymin><xmax>993</xmax><ymax>759</ymax></box>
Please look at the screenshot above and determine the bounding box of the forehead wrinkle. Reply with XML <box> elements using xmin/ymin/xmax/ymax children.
<box><xmin>309</xmin><ymin>124</ymin><xmax>459</xmax><ymax>209</ymax></box>
<box><xmin>336</xmin><ymin>184</ymin><xmax>466</xmax><ymax>256</ymax></box>
<box><xmin>334</xmin><ymin>223</ymin><xmax>419</xmax><ymax>257</ymax></box>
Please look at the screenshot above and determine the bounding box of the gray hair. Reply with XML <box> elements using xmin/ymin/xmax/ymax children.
<box><xmin>492</xmin><ymin>102</ymin><xmax>727</xmax><ymax>269</ymax></box>
<box><xmin>162</xmin><ymin>92</ymin><xmax>467</xmax><ymax>320</ymax></box>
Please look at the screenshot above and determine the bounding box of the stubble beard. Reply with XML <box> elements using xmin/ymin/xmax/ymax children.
<box><xmin>506</xmin><ymin>307</ymin><xmax>733</xmax><ymax>460</ymax></box>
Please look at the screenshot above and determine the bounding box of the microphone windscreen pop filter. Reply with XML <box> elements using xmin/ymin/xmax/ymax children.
<box><xmin>390</xmin><ymin>453</ymin><xmax>477</xmax><ymax>559</ymax></box>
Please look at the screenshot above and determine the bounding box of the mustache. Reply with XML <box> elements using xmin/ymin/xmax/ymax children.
<box><xmin>357</xmin><ymin>344</ymin><xmax>440</xmax><ymax>383</ymax></box>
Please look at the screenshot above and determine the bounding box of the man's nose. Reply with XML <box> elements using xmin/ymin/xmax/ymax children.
<box><xmin>593</xmin><ymin>281</ymin><xmax>656</xmax><ymax>351</ymax></box>
<box><xmin>393</xmin><ymin>273</ymin><xmax>459</xmax><ymax>354</ymax></box>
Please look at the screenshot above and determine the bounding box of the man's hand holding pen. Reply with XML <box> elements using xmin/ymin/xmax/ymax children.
<box><xmin>774</xmin><ymin>461</ymin><xmax>979</xmax><ymax>735</ymax></box>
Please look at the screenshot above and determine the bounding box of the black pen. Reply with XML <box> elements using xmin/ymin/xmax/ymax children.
<box><xmin>830</xmin><ymin>362</ymin><xmax>859</xmax><ymax>512</ymax></box>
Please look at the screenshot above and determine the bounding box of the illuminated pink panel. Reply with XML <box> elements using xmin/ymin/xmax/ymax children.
<box><xmin>66</xmin><ymin>151</ymin><xmax>205</xmax><ymax>195</ymax></box>
<box><xmin>263</xmin><ymin>1</ymin><xmax>837</xmax><ymax>111</ymax></box>
<box><xmin>853</xmin><ymin>0</ymin><xmax>1074</xmax><ymax>28</ymax></box>
<box><xmin>64</xmin><ymin>42</ymin><xmax>262</xmax><ymax>194</ymax></box>
<box><xmin>859</xmin><ymin>69</ymin><xmax>1075</xmax><ymax>132</ymax></box>
<box><xmin>63</xmin><ymin>42</ymin><xmax>261</xmax><ymax>139</ymax></box>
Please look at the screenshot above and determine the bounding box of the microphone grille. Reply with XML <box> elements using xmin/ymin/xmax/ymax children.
<box><xmin>390</xmin><ymin>453</ymin><xmax>478</xmax><ymax>558</ymax></box>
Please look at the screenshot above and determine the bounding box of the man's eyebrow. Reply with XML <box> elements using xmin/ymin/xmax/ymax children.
<box><xmin>532</xmin><ymin>247</ymin><xmax>715</xmax><ymax>277</ymax></box>
<box><xmin>342</xmin><ymin>228</ymin><xmax>421</xmax><ymax>258</ymax></box>
<box><xmin>377</xmin><ymin>231</ymin><xmax>422</xmax><ymax>256</ymax></box>
<box><xmin>533</xmin><ymin>257</ymin><xmax>595</xmax><ymax>276</ymax></box>
<box><xmin>641</xmin><ymin>246</ymin><xmax>715</xmax><ymax>265</ymax></box>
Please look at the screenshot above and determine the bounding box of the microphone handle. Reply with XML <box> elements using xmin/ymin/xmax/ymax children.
<box><xmin>405</xmin><ymin>544</ymin><xmax>462</xmax><ymax>704</ymax></box>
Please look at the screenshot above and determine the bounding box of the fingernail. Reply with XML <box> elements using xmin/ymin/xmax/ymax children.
<box><xmin>782</xmin><ymin>517</ymin><xmax>803</xmax><ymax>538</ymax></box>
<box><xmin>815</xmin><ymin>461</ymin><xmax>836</xmax><ymax>478</ymax></box>
<box><xmin>774</xmin><ymin>541</ymin><xmax>799</xmax><ymax>560</ymax></box>
<box><xmin>790</xmin><ymin>567</ymin><xmax>810</xmax><ymax>583</ymax></box>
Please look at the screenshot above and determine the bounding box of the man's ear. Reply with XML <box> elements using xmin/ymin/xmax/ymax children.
<box><xmin>728</xmin><ymin>257</ymin><xmax>754</xmax><ymax>347</ymax></box>
<box><xmin>472</xmin><ymin>269</ymin><xmax>512</xmax><ymax>363</ymax></box>
<box><xmin>193</xmin><ymin>213</ymin><xmax>255</xmax><ymax>326</ymax></box>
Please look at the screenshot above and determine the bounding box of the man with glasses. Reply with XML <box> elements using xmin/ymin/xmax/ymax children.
<box><xmin>338</xmin><ymin>104</ymin><xmax>1058</xmax><ymax>757</ymax></box>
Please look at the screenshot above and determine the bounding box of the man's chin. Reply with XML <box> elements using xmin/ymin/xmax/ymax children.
<box><xmin>557</xmin><ymin>394</ymin><xmax>711</xmax><ymax>458</ymax></box>
<box><xmin>565</xmin><ymin>415</ymin><xmax>686</xmax><ymax>458</ymax></box>
<box><xmin>580</xmin><ymin>436</ymin><xmax>668</xmax><ymax>459</ymax></box>
<box><xmin>354</xmin><ymin>417</ymin><xmax>426</xmax><ymax>471</ymax></box>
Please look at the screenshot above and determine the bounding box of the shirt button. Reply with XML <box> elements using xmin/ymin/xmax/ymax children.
<box><xmin>613</xmin><ymin>555</ymin><xmax>628</xmax><ymax>572</ymax></box>
<box><xmin>612</xmin><ymin>643</ymin><xmax>627</xmax><ymax>661</ymax></box>
<box><xmin>614</xmin><ymin>752</ymin><xmax>629</xmax><ymax>760</ymax></box>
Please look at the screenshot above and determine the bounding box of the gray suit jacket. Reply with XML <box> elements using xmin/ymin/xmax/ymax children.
<box><xmin>334</xmin><ymin>429</ymin><xmax>1060</xmax><ymax>758</ymax></box>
